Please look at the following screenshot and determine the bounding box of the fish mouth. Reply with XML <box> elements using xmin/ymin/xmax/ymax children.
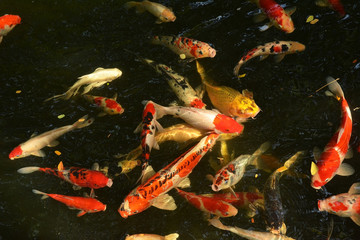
<box><xmin>118</xmin><ymin>204</ymin><xmax>129</xmax><ymax>218</ymax></box>
<box><xmin>311</xmin><ymin>180</ymin><xmax>322</xmax><ymax>189</ymax></box>
<box><xmin>107</xmin><ymin>179</ymin><xmax>113</xmax><ymax>187</ymax></box>
<box><xmin>209</xmin><ymin>49</ymin><xmax>216</xmax><ymax>58</ymax></box>
<box><xmin>211</xmin><ymin>184</ymin><xmax>219</xmax><ymax>192</ymax></box>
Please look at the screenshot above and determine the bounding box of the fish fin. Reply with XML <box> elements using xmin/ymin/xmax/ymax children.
<box><xmin>97</xmin><ymin>112</ymin><xmax>107</xmax><ymax>117</ymax></box>
<box><xmin>325</xmin><ymin>90</ymin><xmax>334</xmax><ymax>97</ymax></box>
<box><xmin>31</xmin><ymin>150</ymin><xmax>45</xmax><ymax>158</ymax></box>
<box><xmin>348</xmin><ymin>182</ymin><xmax>360</xmax><ymax>195</ymax></box>
<box><xmin>280</xmin><ymin>222</ymin><xmax>287</xmax><ymax>235</ymax></box>
<box><xmin>311</xmin><ymin>161</ymin><xmax>318</xmax><ymax>175</ymax></box>
<box><xmin>273</xmin><ymin>54</ymin><xmax>286</xmax><ymax>63</ymax></box>
<box><xmin>32</xmin><ymin>189</ymin><xmax>49</xmax><ymax>199</ymax></box>
<box><xmin>336</xmin><ymin>163</ymin><xmax>354</xmax><ymax>176</ymax></box>
<box><xmin>350</xmin><ymin>214</ymin><xmax>360</xmax><ymax>227</ymax></box>
<box><xmin>326</xmin><ymin>76</ymin><xmax>344</xmax><ymax>99</ymax></box>
<box><xmin>242</xmin><ymin>89</ymin><xmax>254</xmax><ymax>99</ymax></box>
<box><xmin>285</xmin><ymin>6</ymin><xmax>297</xmax><ymax>16</ymax></box>
<box><xmin>345</xmin><ymin>148</ymin><xmax>353</xmax><ymax>159</ymax></box>
<box><xmin>155</xmin><ymin>119</ymin><xmax>164</xmax><ymax>132</ymax></box>
<box><xmin>229</xmin><ymin>187</ymin><xmax>237</xmax><ymax>197</ymax></box>
<box><xmin>259</xmin><ymin>22</ymin><xmax>272</xmax><ymax>31</ymax></box>
<box><xmin>94</xmin><ymin>67</ymin><xmax>104</xmax><ymax>71</ymax></box>
<box><xmin>208</xmin><ymin>218</ymin><xmax>228</xmax><ymax>231</ymax></box>
<box><xmin>152</xmin><ymin>194</ymin><xmax>177</xmax><ymax>210</ymax></box>
<box><xmin>112</xmin><ymin>93</ymin><xmax>118</xmax><ymax>100</ymax></box>
<box><xmin>47</xmin><ymin>140</ymin><xmax>59</xmax><ymax>147</ymax></box>
<box><xmin>259</xmin><ymin>55</ymin><xmax>269</xmax><ymax>61</ymax></box>
<box><xmin>89</xmin><ymin>188</ymin><xmax>96</xmax><ymax>198</ymax></box>
<box><xmin>134</xmin><ymin>122</ymin><xmax>143</xmax><ymax>134</ymax></box>
<box><xmin>44</xmin><ymin>93</ymin><xmax>66</xmax><ymax>102</ymax></box>
<box><xmin>313</xmin><ymin>146</ymin><xmax>321</xmax><ymax>162</ymax></box>
<box><xmin>252</xmin><ymin>13</ymin><xmax>267</xmax><ymax>23</ymax></box>
<box><xmin>91</xmin><ymin>162</ymin><xmax>100</xmax><ymax>171</ymax></box>
<box><xmin>72</xmin><ymin>115</ymin><xmax>94</xmax><ymax>129</ymax></box>
<box><xmin>30</xmin><ymin>132</ymin><xmax>38</xmax><ymax>138</ymax></box>
<box><xmin>72</xmin><ymin>185</ymin><xmax>82</xmax><ymax>191</ymax></box>
<box><xmin>17</xmin><ymin>166</ymin><xmax>40</xmax><ymax>174</ymax></box>
<box><xmin>164</xmin><ymin>233</ymin><xmax>179</xmax><ymax>240</ymax></box>
<box><xmin>77</xmin><ymin>211</ymin><xmax>87</xmax><ymax>217</ymax></box>
<box><xmin>152</xmin><ymin>140</ymin><xmax>160</xmax><ymax>150</ymax></box>
<box><xmin>155</xmin><ymin>19</ymin><xmax>163</xmax><ymax>24</ymax></box>
<box><xmin>206</xmin><ymin>174</ymin><xmax>215</xmax><ymax>182</ymax></box>
<box><xmin>140</xmin><ymin>165</ymin><xmax>156</xmax><ymax>184</ymax></box>
<box><xmin>177</xmin><ymin>177</ymin><xmax>191</xmax><ymax>189</ymax></box>
<box><xmin>315</xmin><ymin>0</ymin><xmax>331</xmax><ymax>7</ymax></box>
<box><xmin>283</xmin><ymin>151</ymin><xmax>304</xmax><ymax>170</ymax></box>
<box><xmin>58</xmin><ymin>161</ymin><xmax>64</xmax><ymax>171</ymax></box>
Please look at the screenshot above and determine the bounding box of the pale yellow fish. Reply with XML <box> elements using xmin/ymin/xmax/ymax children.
<box><xmin>125</xmin><ymin>233</ymin><xmax>179</xmax><ymax>240</ymax></box>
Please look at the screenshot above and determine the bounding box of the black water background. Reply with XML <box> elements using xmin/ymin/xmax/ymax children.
<box><xmin>1</xmin><ymin>0</ymin><xmax>360</xmax><ymax>239</ymax></box>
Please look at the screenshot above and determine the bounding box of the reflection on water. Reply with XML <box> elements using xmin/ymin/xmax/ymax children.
<box><xmin>1</xmin><ymin>0</ymin><xmax>360</xmax><ymax>239</ymax></box>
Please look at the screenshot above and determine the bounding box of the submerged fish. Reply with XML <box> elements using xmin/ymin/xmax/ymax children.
<box><xmin>151</xmin><ymin>36</ymin><xmax>216</xmax><ymax>60</ymax></box>
<box><xmin>311</xmin><ymin>77</ymin><xmax>353</xmax><ymax>189</ymax></box>
<box><xmin>0</xmin><ymin>14</ymin><xmax>21</xmax><ymax>44</ymax></box>
<box><xmin>202</xmin><ymin>191</ymin><xmax>264</xmax><ymax>210</ymax></box>
<box><xmin>315</xmin><ymin>0</ymin><xmax>345</xmax><ymax>17</ymax></box>
<box><xmin>196</xmin><ymin>61</ymin><xmax>260</xmax><ymax>121</ymax></box>
<box><xmin>9</xmin><ymin>115</ymin><xmax>94</xmax><ymax>160</ymax></box>
<box><xmin>124</xmin><ymin>0</ymin><xmax>176</xmax><ymax>24</ymax></box>
<box><xmin>233</xmin><ymin>41</ymin><xmax>305</xmax><ymax>76</ymax></box>
<box><xmin>32</xmin><ymin>189</ymin><xmax>106</xmax><ymax>217</ymax></box>
<box><xmin>46</xmin><ymin>67</ymin><xmax>122</xmax><ymax>101</ymax></box>
<box><xmin>83</xmin><ymin>94</ymin><xmax>124</xmax><ymax>116</ymax></box>
<box><xmin>318</xmin><ymin>182</ymin><xmax>360</xmax><ymax>226</ymax></box>
<box><xmin>125</xmin><ymin>233</ymin><xmax>179</xmax><ymax>240</ymax></box>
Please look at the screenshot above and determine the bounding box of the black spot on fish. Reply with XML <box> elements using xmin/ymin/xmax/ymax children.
<box><xmin>281</xmin><ymin>44</ymin><xmax>289</xmax><ymax>52</ymax></box>
<box><xmin>275</xmin><ymin>41</ymin><xmax>280</xmax><ymax>44</ymax></box>
<box><xmin>262</xmin><ymin>48</ymin><xmax>265</xmax><ymax>52</ymax></box>
<box><xmin>270</xmin><ymin>46</ymin><xmax>275</xmax><ymax>53</ymax></box>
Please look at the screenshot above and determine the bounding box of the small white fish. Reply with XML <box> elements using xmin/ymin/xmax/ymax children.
<box><xmin>125</xmin><ymin>233</ymin><xmax>179</xmax><ymax>240</ymax></box>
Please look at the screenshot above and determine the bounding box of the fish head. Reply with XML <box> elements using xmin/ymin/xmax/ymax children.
<box><xmin>220</xmin><ymin>203</ymin><xmax>238</xmax><ymax>217</ymax></box>
<box><xmin>0</xmin><ymin>15</ymin><xmax>21</xmax><ymax>35</ymax></box>
<box><xmin>275</xmin><ymin>14</ymin><xmax>294</xmax><ymax>33</ymax></box>
<box><xmin>104</xmin><ymin>99</ymin><xmax>124</xmax><ymax>115</ymax></box>
<box><xmin>311</xmin><ymin>153</ymin><xmax>338</xmax><ymax>189</ymax></box>
<box><xmin>212</xmin><ymin>168</ymin><xmax>233</xmax><ymax>191</ymax></box>
<box><xmin>9</xmin><ymin>145</ymin><xmax>24</xmax><ymax>160</ymax></box>
<box><xmin>213</xmin><ymin>114</ymin><xmax>244</xmax><ymax>134</ymax></box>
<box><xmin>118</xmin><ymin>194</ymin><xmax>151</xmax><ymax>218</ymax></box>
<box><xmin>231</xmin><ymin>95</ymin><xmax>261</xmax><ymax>119</ymax></box>
<box><xmin>290</xmin><ymin>42</ymin><xmax>306</xmax><ymax>52</ymax></box>
<box><xmin>106</xmin><ymin>178</ymin><xmax>113</xmax><ymax>187</ymax></box>
<box><xmin>160</xmin><ymin>9</ymin><xmax>176</xmax><ymax>22</ymax></box>
<box><xmin>318</xmin><ymin>195</ymin><xmax>350</xmax><ymax>215</ymax></box>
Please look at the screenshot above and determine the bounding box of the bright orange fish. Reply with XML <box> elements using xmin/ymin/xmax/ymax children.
<box><xmin>0</xmin><ymin>14</ymin><xmax>21</xmax><ymax>44</ymax></box>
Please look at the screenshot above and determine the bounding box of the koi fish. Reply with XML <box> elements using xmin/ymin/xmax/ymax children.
<box><xmin>264</xmin><ymin>151</ymin><xmax>303</xmax><ymax>235</ymax></box>
<box><xmin>315</xmin><ymin>0</ymin><xmax>345</xmax><ymax>17</ymax></box>
<box><xmin>202</xmin><ymin>191</ymin><xmax>264</xmax><ymax>210</ymax></box>
<box><xmin>212</xmin><ymin>142</ymin><xmax>271</xmax><ymax>192</ymax></box>
<box><xmin>83</xmin><ymin>94</ymin><xmax>124</xmax><ymax>116</ymax></box>
<box><xmin>118</xmin><ymin>133</ymin><xmax>220</xmax><ymax>218</ymax></box>
<box><xmin>32</xmin><ymin>189</ymin><xmax>106</xmax><ymax>217</ymax></box>
<box><xmin>151</xmin><ymin>36</ymin><xmax>216</xmax><ymax>60</ymax></box>
<box><xmin>125</xmin><ymin>233</ymin><xmax>179</xmax><ymax>240</ymax></box>
<box><xmin>9</xmin><ymin>115</ymin><xmax>94</xmax><ymax>160</ymax></box>
<box><xmin>45</xmin><ymin>67</ymin><xmax>122</xmax><ymax>101</ymax></box>
<box><xmin>233</xmin><ymin>41</ymin><xmax>305</xmax><ymax>76</ymax></box>
<box><xmin>318</xmin><ymin>182</ymin><xmax>360</xmax><ymax>226</ymax></box>
<box><xmin>118</xmin><ymin>159</ymin><xmax>142</xmax><ymax>175</ymax></box>
<box><xmin>209</xmin><ymin>218</ymin><xmax>295</xmax><ymax>240</ymax></box>
<box><xmin>176</xmin><ymin>188</ymin><xmax>238</xmax><ymax>218</ymax></box>
<box><xmin>252</xmin><ymin>0</ymin><xmax>296</xmax><ymax>33</ymax></box>
<box><xmin>17</xmin><ymin>161</ymin><xmax>113</xmax><ymax>189</ymax></box>
<box><xmin>148</xmin><ymin>101</ymin><xmax>244</xmax><ymax>135</ymax></box>
<box><xmin>311</xmin><ymin>77</ymin><xmax>353</xmax><ymax>189</ymax></box>
<box><xmin>0</xmin><ymin>14</ymin><xmax>21</xmax><ymax>44</ymax></box>
<box><xmin>124</xmin><ymin>0</ymin><xmax>176</xmax><ymax>24</ymax></box>
<box><xmin>196</xmin><ymin>61</ymin><xmax>260</xmax><ymax>121</ymax></box>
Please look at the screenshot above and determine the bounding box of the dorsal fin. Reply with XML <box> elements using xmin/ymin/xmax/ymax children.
<box><xmin>57</xmin><ymin>161</ymin><xmax>64</xmax><ymax>171</ymax></box>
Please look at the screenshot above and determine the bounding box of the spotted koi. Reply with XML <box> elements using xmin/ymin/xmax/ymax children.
<box><xmin>0</xmin><ymin>14</ymin><xmax>21</xmax><ymax>44</ymax></box>
<box><xmin>83</xmin><ymin>94</ymin><xmax>124</xmax><ymax>116</ymax></box>
<box><xmin>233</xmin><ymin>41</ymin><xmax>305</xmax><ymax>76</ymax></box>
<box><xmin>151</xmin><ymin>36</ymin><xmax>216</xmax><ymax>59</ymax></box>
<box><xmin>118</xmin><ymin>133</ymin><xmax>220</xmax><ymax>218</ymax></box>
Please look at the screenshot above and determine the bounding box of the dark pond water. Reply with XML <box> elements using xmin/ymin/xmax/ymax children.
<box><xmin>1</xmin><ymin>0</ymin><xmax>360</xmax><ymax>239</ymax></box>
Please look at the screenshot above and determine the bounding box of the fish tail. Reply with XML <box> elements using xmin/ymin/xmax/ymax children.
<box><xmin>124</xmin><ymin>1</ymin><xmax>146</xmax><ymax>13</ymax></box>
<box><xmin>72</xmin><ymin>115</ymin><xmax>94</xmax><ymax>129</ymax></box>
<box><xmin>233</xmin><ymin>60</ymin><xmax>244</xmax><ymax>76</ymax></box>
<box><xmin>17</xmin><ymin>166</ymin><xmax>40</xmax><ymax>174</ymax></box>
<box><xmin>326</xmin><ymin>76</ymin><xmax>344</xmax><ymax>100</ymax></box>
<box><xmin>164</xmin><ymin>233</ymin><xmax>180</xmax><ymax>240</ymax></box>
<box><xmin>44</xmin><ymin>93</ymin><xmax>66</xmax><ymax>102</ymax></box>
<box><xmin>32</xmin><ymin>189</ymin><xmax>49</xmax><ymax>199</ymax></box>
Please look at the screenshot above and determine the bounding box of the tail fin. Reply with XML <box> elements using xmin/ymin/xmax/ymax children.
<box><xmin>32</xmin><ymin>189</ymin><xmax>49</xmax><ymax>199</ymax></box>
<box><xmin>164</xmin><ymin>233</ymin><xmax>179</xmax><ymax>240</ymax></box>
<box><xmin>233</xmin><ymin>62</ymin><xmax>243</xmax><ymax>77</ymax></box>
<box><xmin>72</xmin><ymin>115</ymin><xmax>94</xmax><ymax>129</ymax></box>
<box><xmin>17</xmin><ymin>166</ymin><xmax>40</xmax><ymax>174</ymax></box>
<box><xmin>44</xmin><ymin>93</ymin><xmax>66</xmax><ymax>102</ymax></box>
<box><xmin>326</xmin><ymin>76</ymin><xmax>344</xmax><ymax>100</ymax></box>
<box><xmin>124</xmin><ymin>1</ymin><xmax>145</xmax><ymax>13</ymax></box>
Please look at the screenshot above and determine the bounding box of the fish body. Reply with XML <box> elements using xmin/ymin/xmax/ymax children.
<box><xmin>318</xmin><ymin>182</ymin><xmax>360</xmax><ymax>226</ymax></box>
<box><xmin>212</xmin><ymin>142</ymin><xmax>270</xmax><ymax>192</ymax></box>
<box><xmin>118</xmin><ymin>133</ymin><xmax>219</xmax><ymax>218</ymax></box>
<box><xmin>196</xmin><ymin>61</ymin><xmax>260</xmax><ymax>120</ymax></box>
<box><xmin>149</xmin><ymin>101</ymin><xmax>244</xmax><ymax>135</ymax></box>
<box><xmin>18</xmin><ymin>163</ymin><xmax>113</xmax><ymax>189</ymax></box>
<box><xmin>202</xmin><ymin>192</ymin><xmax>264</xmax><ymax>209</ymax></box>
<box><xmin>9</xmin><ymin>115</ymin><xmax>94</xmax><ymax>160</ymax></box>
<box><xmin>83</xmin><ymin>94</ymin><xmax>124</xmax><ymax>115</ymax></box>
<box><xmin>311</xmin><ymin>77</ymin><xmax>353</xmax><ymax>189</ymax></box>
<box><xmin>176</xmin><ymin>188</ymin><xmax>238</xmax><ymax>218</ymax></box>
<box><xmin>316</xmin><ymin>0</ymin><xmax>345</xmax><ymax>17</ymax></box>
<box><xmin>151</xmin><ymin>36</ymin><xmax>216</xmax><ymax>59</ymax></box>
<box><xmin>124</xmin><ymin>0</ymin><xmax>176</xmax><ymax>24</ymax></box>
<box><xmin>125</xmin><ymin>233</ymin><xmax>179</xmax><ymax>240</ymax></box>
<box><xmin>46</xmin><ymin>67</ymin><xmax>122</xmax><ymax>101</ymax></box>
<box><xmin>32</xmin><ymin>189</ymin><xmax>106</xmax><ymax>217</ymax></box>
<box><xmin>0</xmin><ymin>14</ymin><xmax>21</xmax><ymax>43</ymax></box>
<box><xmin>233</xmin><ymin>41</ymin><xmax>305</xmax><ymax>76</ymax></box>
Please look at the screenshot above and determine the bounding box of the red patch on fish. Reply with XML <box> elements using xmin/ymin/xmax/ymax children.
<box><xmin>0</xmin><ymin>14</ymin><xmax>21</xmax><ymax>30</ymax></box>
<box><xmin>94</xmin><ymin>97</ymin><xmax>104</xmax><ymax>106</ymax></box>
<box><xmin>190</xmin><ymin>98</ymin><xmax>205</xmax><ymax>109</ymax></box>
<box><xmin>9</xmin><ymin>145</ymin><xmax>23</xmax><ymax>159</ymax></box>
<box><xmin>212</xmin><ymin>114</ymin><xmax>244</xmax><ymax>134</ymax></box>
<box><xmin>329</xmin><ymin>201</ymin><xmax>348</xmax><ymax>212</ymax></box>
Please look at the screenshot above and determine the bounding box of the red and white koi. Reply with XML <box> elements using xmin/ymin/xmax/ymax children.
<box><xmin>252</xmin><ymin>0</ymin><xmax>296</xmax><ymax>33</ymax></box>
<box><xmin>125</xmin><ymin>233</ymin><xmax>179</xmax><ymax>240</ymax></box>
<box><xmin>83</xmin><ymin>94</ymin><xmax>124</xmax><ymax>116</ymax></box>
<box><xmin>311</xmin><ymin>77</ymin><xmax>353</xmax><ymax>189</ymax></box>
<box><xmin>124</xmin><ymin>0</ymin><xmax>176</xmax><ymax>24</ymax></box>
<box><xmin>318</xmin><ymin>182</ymin><xmax>360</xmax><ymax>226</ymax></box>
<box><xmin>9</xmin><ymin>115</ymin><xmax>94</xmax><ymax>160</ymax></box>
<box><xmin>32</xmin><ymin>189</ymin><xmax>106</xmax><ymax>217</ymax></box>
<box><xmin>17</xmin><ymin>161</ymin><xmax>113</xmax><ymax>189</ymax></box>
<box><xmin>151</xmin><ymin>36</ymin><xmax>216</xmax><ymax>60</ymax></box>
<box><xmin>212</xmin><ymin>142</ymin><xmax>271</xmax><ymax>192</ymax></box>
<box><xmin>148</xmin><ymin>101</ymin><xmax>244</xmax><ymax>135</ymax></box>
<box><xmin>0</xmin><ymin>14</ymin><xmax>21</xmax><ymax>44</ymax></box>
<box><xmin>118</xmin><ymin>133</ymin><xmax>219</xmax><ymax>218</ymax></box>
<box><xmin>233</xmin><ymin>41</ymin><xmax>305</xmax><ymax>76</ymax></box>
<box><xmin>315</xmin><ymin>0</ymin><xmax>345</xmax><ymax>17</ymax></box>
<box><xmin>176</xmin><ymin>188</ymin><xmax>238</xmax><ymax>218</ymax></box>
<box><xmin>202</xmin><ymin>191</ymin><xmax>264</xmax><ymax>210</ymax></box>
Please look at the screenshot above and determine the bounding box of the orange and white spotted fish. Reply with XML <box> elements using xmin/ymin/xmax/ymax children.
<box><xmin>233</xmin><ymin>41</ymin><xmax>305</xmax><ymax>76</ymax></box>
<box><xmin>125</xmin><ymin>233</ymin><xmax>179</xmax><ymax>240</ymax></box>
<box><xmin>0</xmin><ymin>14</ymin><xmax>21</xmax><ymax>44</ymax></box>
<box><xmin>32</xmin><ymin>189</ymin><xmax>106</xmax><ymax>217</ymax></box>
<box><xmin>318</xmin><ymin>182</ymin><xmax>360</xmax><ymax>226</ymax></box>
<box><xmin>311</xmin><ymin>77</ymin><xmax>353</xmax><ymax>189</ymax></box>
<box><xmin>316</xmin><ymin>0</ymin><xmax>346</xmax><ymax>17</ymax></box>
<box><xmin>147</xmin><ymin>101</ymin><xmax>244</xmax><ymax>135</ymax></box>
<box><xmin>118</xmin><ymin>133</ymin><xmax>219</xmax><ymax>218</ymax></box>
<box><xmin>124</xmin><ymin>0</ymin><xmax>176</xmax><ymax>24</ymax></box>
<box><xmin>83</xmin><ymin>94</ymin><xmax>124</xmax><ymax>116</ymax></box>
<box><xmin>9</xmin><ymin>115</ymin><xmax>94</xmax><ymax>160</ymax></box>
<box><xmin>252</xmin><ymin>0</ymin><xmax>296</xmax><ymax>33</ymax></box>
<box><xmin>151</xmin><ymin>36</ymin><xmax>216</xmax><ymax>60</ymax></box>
<box><xmin>176</xmin><ymin>188</ymin><xmax>238</xmax><ymax>218</ymax></box>
<box><xmin>17</xmin><ymin>161</ymin><xmax>113</xmax><ymax>189</ymax></box>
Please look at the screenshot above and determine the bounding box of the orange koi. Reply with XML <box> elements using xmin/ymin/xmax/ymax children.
<box><xmin>32</xmin><ymin>189</ymin><xmax>106</xmax><ymax>217</ymax></box>
<box><xmin>118</xmin><ymin>133</ymin><xmax>219</xmax><ymax>218</ymax></box>
<box><xmin>83</xmin><ymin>94</ymin><xmax>124</xmax><ymax>116</ymax></box>
<box><xmin>316</xmin><ymin>0</ymin><xmax>346</xmax><ymax>17</ymax></box>
<box><xmin>201</xmin><ymin>192</ymin><xmax>264</xmax><ymax>209</ymax></box>
<box><xmin>0</xmin><ymin>14</ymin><xmax>21</xmax><ymax>44</ymax></box>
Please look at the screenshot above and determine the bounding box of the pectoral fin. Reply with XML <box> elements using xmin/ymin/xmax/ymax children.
<box><xmin>259</xmin><ymin>22</ymin><xmax>273</xmax><ymax>32</ymax></box>
<box><xmin>348</xmin><ymin>182</ymin><xmax>360</xmax><ymax>195</ymax></box>
<box><xmin>31</xmin><ymin>150</ymin><xmax>45</xmax><ymax>158</ymax></box>
<box><xmin>311</xmin><ymin>162</ymin><xmax>318</xmax><ymax>176</ymax></box>
<box><xmin>57</xmin><ymin>161</ymin><xmax>64</xmax><ymax>171</ymax></box>
<box><xmin>140</xmin><ymin>165</ymin><xmax>156</xmax><ymax>184</ymax></box>
<box><xmin>313</xmin><ymin>147</ymin><xmax>321</xmax><ymax>161</ymax></box>
<box><xmin>152</xmin><ymin>194</ymin><xmax>177</xmax><ymax>210</ymax></box>
<box><xmin>274</xmin><ymin>54</ymin><xmax>286</xmax><ymax>63</ymax></box>
<box><xmin>345</xmin><ymin>148</ymin><xmax>354</xmax><ymax>159</ymax></box>
<box><xmin>134</xmin><ymin>122</ymin><xmax>143</xmax><ymax>134</ymax></box>
<box><xmin>259</xmin><ymin>55</ymin><xmax>269</xmax><ymax>61</ymax></box>
<box><xmin>253</xmin><ymin>13</ymin><xmax>267</xmax><ymax>23</ymax></box>
<box><xmin>155</xmin><ymin>120</ymin><xmax>164</xmax><ymax>132</ymax></box>
<box><xmin>77</xmin><ymin>211</ymin><xmax>87</xmax><ymax>217</ymax></box>
<box><xmin>97</xmin><ymin>112</ymin><xmax>107</xmax><ymax>117</ymax></box>
<box><xmin>177</xmin><ymin>177</ymin><xmax>191</xmax><ymax>189</ymax></box>
<box><xmin>72</xmin><ymin>185</ymin><xmax>82</xmax><ymax>191</ymax></box>
<box><xmin>47</xmin><ymin>140</ymin><xmax>60</xmax><ymax>147</ymax></box>
<box><xmin>91</xmin><ymin>162</ymin><xmax>100</xmax><ymax>171</ymax></box>
<box><xmin>285</xmin><ymin>6</ymin><xmax>297</xmax><ymax>16</ymax></box>
<box><xmin>280</xmin><ymin>222</ymin><xmax>287</xmax><ymax>235</ymax></box>
<box><xmin>315</xmin><ymin>0</ymin><xmax>330</xmax><ymax>7</ymax></box>
<box><xmin>350</xmin><ymin>214</ymin><xmax>360</xmax><ymax>227</ymax></box>
<box><xmin>336</xmin><ymin>163</ymin><xmax>354</xmax><ymax>176</ymax></box>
